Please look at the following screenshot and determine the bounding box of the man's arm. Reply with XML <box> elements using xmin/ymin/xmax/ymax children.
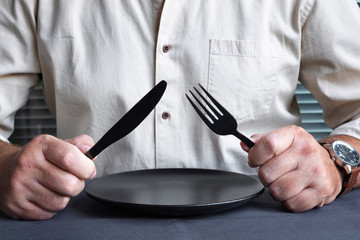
<box><xmin>0</xmin><ymin>135</ymin><xmax>96</xmax><ymax>220</ymax></box>
<box><xmin>245</xmin><ymin>0</ymin><xmax>360</xmax><ymax>212</ymax></box>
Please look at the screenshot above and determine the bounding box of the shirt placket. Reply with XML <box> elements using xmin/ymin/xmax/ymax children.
<box><xmin>154</xmin><ymin>0</ymin><xmax>182</xmax><ymax>168</ymax></box>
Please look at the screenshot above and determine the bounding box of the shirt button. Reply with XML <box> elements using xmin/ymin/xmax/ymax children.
<box><xmin>161</xmin><ymin>111</ymin><xmax>170</xmax><ymax>120</ymax></box>
<box><xmin>162</xmin><ymin>45</ymin><xmax>170</xmax><ymax>53</ymax></box>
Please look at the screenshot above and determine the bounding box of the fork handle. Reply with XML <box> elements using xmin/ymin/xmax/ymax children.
<box><xmin>233</xmin><ymin>131</ymin><xmax>255</xmax><ymax>149</ymax></box>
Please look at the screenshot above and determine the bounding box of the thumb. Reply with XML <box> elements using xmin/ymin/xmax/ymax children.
<box><xmin>65</xmin><ymin>134</ymin><xmax>95</xmax><ymax>155</ymax></box>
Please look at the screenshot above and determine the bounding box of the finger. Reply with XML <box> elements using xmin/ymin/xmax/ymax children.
<box><xmin>12</xmin><ymin>200</ymin><xmax>57</xmax><ymax>220</ymax></box>
<box><xmin>36</xmin><ymin>161</ymin><xmax>85</xmax><ymax>197</ymax></box>
<box><xmin>40</xmin><ymin>135</ymin><xmax>96</xmax><ymax>180</ymax></box>
<box><xmin>268</xmin><ymin>170</ymin><xmax>311</xmax><ymax>202</ymax></box>
<box><xmin>248</xmin><ymin>126</ymin><xmax>296</xmax><ymax>167</ymax></box>
<box><xmin>26</xmin><ymin>180</ymin><xmax>71</xmax><ymax>212</ymax></box>
<box><xmin>2</xmin><ymin>183</ymin><xmax>58</xmax><ymax>220</ymax></box>
<box><xmin>12</xmin><ymin>160</ymin><xmax>78</xmax><ymax>205</ymax></box>
<box><xmin>257</xmin><ymin>151</ymin><xmax>299</xmax><ymax>186</ymax></box>
<box><xmin>65</xmin><ymin>134</ymin><xmax>95</xmax><ymax>154</ymax></box>
<box><xmin>282</xmin><ymin>188</ymin><xmax>321</xmax><ymax>213</ymax></box>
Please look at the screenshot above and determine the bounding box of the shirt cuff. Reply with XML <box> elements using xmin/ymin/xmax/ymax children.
<box><xmin>0</xmin><ymin>135</ymin><xmax>10</xmax><ymax>143</ymax></box>
<box><xmin>330</xmin><ymin>118</ymin><xmax>360</xmax><ymax>140</ymax></box>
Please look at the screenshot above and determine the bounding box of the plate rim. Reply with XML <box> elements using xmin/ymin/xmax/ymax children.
<box><xmin>85</xmin><ymin>168</ymin><xmax>264</xmax><ymax>208</ymax></box>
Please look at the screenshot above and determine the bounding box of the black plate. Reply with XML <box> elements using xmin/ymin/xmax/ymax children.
<box><xmin>85</xmin><ymin>168</ymin><xmax>264</xmax><ymax>216</ymax></box>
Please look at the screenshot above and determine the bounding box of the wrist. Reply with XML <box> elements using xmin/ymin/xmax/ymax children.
<box><xmin>0</xmin><ymin>141</ymin><xmax>22</xmax><ymax>173</ymax></box>
<box><xmin>319</xmin><ymin>135</ymin><xmax>360</xmax><ymax>196</ymax></box>
<box><xmin>0</xmin><ymin>141</ymin><xmax>22</xmax><ymax>213</ymax></box>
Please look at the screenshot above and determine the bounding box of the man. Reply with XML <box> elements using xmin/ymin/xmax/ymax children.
<box><xmin>0</xmin><ymin>0</ymin><xmax>360</xmax><ymax>220</ymax></box>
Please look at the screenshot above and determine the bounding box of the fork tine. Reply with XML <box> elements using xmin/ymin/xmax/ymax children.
<box><xmin>188</xmin><ymin>90</ymin><xmax>217</xmax><ymax>122</ymax></box>
<box><xmin>198</xmin><ymin>84</ymin><xmax>229</xmax><ymax>115</ymax></box>
<box><xmin>193</xmin><ymin>87</ymin><xmax>222</xmax><ymax>118</ymax></box>
<box><xmin>185</xmin><ymin>93</ymin><xmax>214</xmax><ymax>126</ymax></box>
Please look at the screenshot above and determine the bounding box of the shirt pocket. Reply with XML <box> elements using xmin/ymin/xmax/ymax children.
<box><xmin>207</xmin><ymin>39</ymin><xmax>280</xmax><ymax>122</ymax></box>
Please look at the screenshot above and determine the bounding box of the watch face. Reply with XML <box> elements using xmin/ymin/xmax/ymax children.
<box><xmin>332</xmin><ymin>141</ymin><xmax>360</xmax><ymax>167</ymax></box>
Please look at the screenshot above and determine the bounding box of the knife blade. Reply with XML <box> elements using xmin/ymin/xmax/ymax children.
<box><xmin>85</xmin><ymin>80</ymin><xmax>167</xmax><ymax>159</ymax></box>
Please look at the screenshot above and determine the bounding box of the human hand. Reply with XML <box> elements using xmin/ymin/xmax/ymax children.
<box><xmin>241</xmin><ymin>125</ymin><xmax>343</xmax><ymax>212</ymax></box>
<box><xmin>0</xmin><ymin>134</ymin><xmax>96</xmax><ymax>220</ymax></box>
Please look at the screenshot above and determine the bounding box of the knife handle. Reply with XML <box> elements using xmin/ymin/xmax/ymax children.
<box><xmin>85</xmin><ymin>148</ymin><xmax>96</xmax><ymax>159</ymax></box>
<box><xmin>84</xmin><ymin>136</ymin><xmax>111</xmax><ymax>159</ymax></box>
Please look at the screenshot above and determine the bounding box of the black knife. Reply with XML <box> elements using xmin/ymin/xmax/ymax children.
<box><xmin>85</xmin><ymin>80</ymin><xmax>167</xmax><ymax>159</ymax></box>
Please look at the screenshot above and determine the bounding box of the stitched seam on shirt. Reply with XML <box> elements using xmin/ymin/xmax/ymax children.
<box><xmin>210</xmin><ymin>53</ymin><xmax>277</xmax><ymax>58</ymax></box>
<box><xmin>206</xmin><ymin>39</ymin><xmax>212</xmax><ymax>91</ymax></box>
<box><xmin>210</xmin><ymin>39</ymin><xmax>278</xmax><ymax>58</ymax></box>
<box><xmin>300</xmin><ymin>0</ymin><xmax>316</xmax><ymax>28</ymax></box>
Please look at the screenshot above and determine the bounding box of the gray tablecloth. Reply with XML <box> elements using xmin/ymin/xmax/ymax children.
<box><xmin>1</xmin><ymin>186</ymin><xmax>359</xmax><ymax>240</ymax></box>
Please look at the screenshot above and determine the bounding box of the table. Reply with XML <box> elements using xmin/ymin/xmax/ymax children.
<box><xmin>1</xmin><ymin>187</ymin><xmax>359</xmax><ymax>240</ymax></box>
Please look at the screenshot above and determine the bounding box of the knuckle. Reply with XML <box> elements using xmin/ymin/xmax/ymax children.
<box><xmin>289</xmin><ymin>125</ymin><xmax>308</xmax><ymax>138</ymax></box>
<box><xmin>290</xmin><ymin>125</ymin><xmax>303</xmax><ymax>134</ymax></box>
<box><xmin>262</xmin><ymin>135</ymin><xmax>277</xmax><ymax>154</ymax></box>
<box><xmin>318</xmin><ymin>182</ymin><xmax>334</xmax><ymax>198</ymax></box>
<box><xmin>60</xmin><ymin>148</ymin><xmax>77</xmax><ymax>168</ymax></box>
<box><xmin>57</xmin><ymin>197</ymin><xmax>70</xmax><ymax>210</ymax></box>
<box><xmin>63</xmin><ymin>178</ymin><xmax>77</xmax><ymax>195</ymax></box>
<box><xmin>300</xmin><ymin>142</ymin><xmax>318</xmax><ymax>157</ymax></box>
<box><xmin>64</xmin><ymin>178</ymin><xmax>83</xmax><ymax>196</ymax></box>
<box><xmin>33</xmin><ymin>134</ymin><xmax>53</xmax><ymax>145</ymax></box>
<box><xmin>311</xmin><ymin>164</ymin><xmax>324</xmax><ymax>178</ymax></box>
<box><xmin>16</xmin><ymin>155</ymin><xmax>34</xmax><ymax>172</ymax></box>
<box><xmin>291</xmin><ymin>126</ymin><xmax>316</xmax><ymax>150</ymax></box>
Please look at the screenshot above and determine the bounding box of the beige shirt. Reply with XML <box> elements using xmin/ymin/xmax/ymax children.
<box><xmin>1</xmin><ymin>0</ymin><xmax>360</xmax><ymax>176</ymax></box>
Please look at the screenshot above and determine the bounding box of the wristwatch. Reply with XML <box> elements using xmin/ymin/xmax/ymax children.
<box><xmin>320</xmin><ymin>140</ymin><xmax>360</xmax><ymax>196</ymax></box>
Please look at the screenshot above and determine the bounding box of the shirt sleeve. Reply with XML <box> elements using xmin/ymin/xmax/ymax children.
<box><xmin>299</xmin><ymin>0</ymin><xmax>360</xmax><ymax>139</ymax></box>
<box><xmin>0</xmin><ymin>0</ymin><xmax>41</xmax><ymax>142</ymax></box>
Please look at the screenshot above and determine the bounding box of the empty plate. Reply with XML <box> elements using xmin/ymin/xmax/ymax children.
<box><xmin>85</xmin><ymin>168</ymin><xmax>264</xmax><ymax>216</ymax></box>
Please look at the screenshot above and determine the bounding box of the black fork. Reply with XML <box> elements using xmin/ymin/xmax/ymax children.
<box><xmin>185</xmin><ymin>84</ymin><xmax>255</xmax><ymax>149</ymax></box>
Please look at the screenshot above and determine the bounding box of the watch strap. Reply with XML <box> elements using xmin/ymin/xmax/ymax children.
<box><xmin>341</xmin><ymin>167</ymin><xmax>360</xmax><ymax>195</ymax></box>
